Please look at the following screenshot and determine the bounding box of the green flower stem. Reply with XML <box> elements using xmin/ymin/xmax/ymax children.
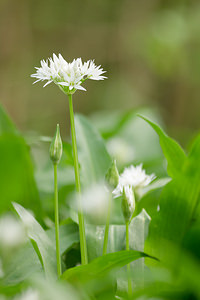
<box><xmin>54</xmin><ymin>164</ymin><xmax>62</xmax><ymax>277</ymax></box>
<box><xmin>68</xmin><ymin>94</ymin><xmax>88</xmax><ymax>265</ymax></box>
<box><xmin>126</xmin><ymin>220</ymin><xmax>132</xmax><ymax>298</ymax></box>
<box><xmin>103</xmin><ymin>193</ymin><xmax>112</xmax><ymax>255</ymax></box>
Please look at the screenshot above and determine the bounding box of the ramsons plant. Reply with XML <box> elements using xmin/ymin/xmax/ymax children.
<box><xmin>0</xmin><ymin>54</ymin><xmax>199</xmax><ymax>300</ymax></box>
<box><xmin>32</xmin><ymin>54</ymin><xmax>107</xmax><ymax>266</ymax></box>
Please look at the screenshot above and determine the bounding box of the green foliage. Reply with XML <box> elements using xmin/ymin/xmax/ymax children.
<box><xmin>13</xmin><ymin>202</ymin><xmax>57</xmax><ymax>279</ymax></box>
<box><xmin>61</xmin><ymin>250</ymin><xmax>150</xmax><ymax>283</ymax></box>
<box><xmin>141</xmin><ymin>120</ymin><xmax>200</xmax><ymax>265</ymax></box>
<box><xmin>1</xmin><ymin>106</ymin><xmax>200</xmax><ymax>299</ymax></box>
<box><xmin>0</xmin><ymin>105</ymin><xmax>40</xmax><ymax>216</ymax></box>
<box><xmin>75</xmin><ymin>114</ymin><xmax>111</xmax><ymax>187</ymax></box>
<box><xmin>139</xmin><ymin>115</ymin><xmax>186</xmax><ymax>177</ymax></box>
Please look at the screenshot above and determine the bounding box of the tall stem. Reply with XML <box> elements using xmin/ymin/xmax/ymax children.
<box><xmin>54</xmin><ymin>164</ymin><xmax>62</xmax><ymax>277</ymax></box>
<box><xmin>103</xmin><ymin>193</ymin><xmax>112</xmax><ymax>255</ymax></box>
<box><xmin>126</xmin><ymin>221</ymin><xmax>132</xmax><ymax>298</ymax></box>
<box><xmin>68</xmin><ymin>94</ymin><xmax>88</xmax><ymax>265</ymax></box>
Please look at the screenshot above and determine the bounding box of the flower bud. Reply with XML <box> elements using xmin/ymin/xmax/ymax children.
<box><xmin>49</xmin><ymin>124</ymin><xmax>63</xmax><ymax>164</ymax></box>
<box><xmin>105</xmin><ymin>160</ymin><xmax>119</xmax><ymax>189</ymax></box>
<box><xmin>121</xmin><ymin>186</ymin><xmax>135</xmax><ymax>222</ymax></box>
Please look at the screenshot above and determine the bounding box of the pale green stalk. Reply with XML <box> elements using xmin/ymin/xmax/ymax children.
<box><xmin>54</xmin><ymin>164</ymin><xmax>62</xmax><ymax>277</ymax></box>
<box><xmin>68</xmin><ymin>94</ymin><xmax>88</xmax><ymax>265</ymax></box>
<box><xmin>126</xmin><ymin>221</ymin><xmax>132</xmax><ymax>298</ymax></box>
<box><xmin>103</xmin><ymin>193</ymin><xmax>112</xmax><ymax>255</ymax></box>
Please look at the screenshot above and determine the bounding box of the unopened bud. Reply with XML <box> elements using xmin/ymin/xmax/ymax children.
<box><xmin>121</xmin><ymin>186</ymin><xmax>135</xmax><ymax>222</ymax></box>
<box><xmin>49</xmin><ymin>124</ymin><xmax>62</xmax><ymax>164</ymax></box>
<box><xmin>105</xmin><ymin>160</ymin><xmax>119</xmax><ymax>189</ymax></box>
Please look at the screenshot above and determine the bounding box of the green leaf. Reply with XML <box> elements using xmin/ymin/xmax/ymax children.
<box><xmin>2</xmin><ymin>242</ymin><xmax>42</xmax><ymax>285</ymax></box>
<box><xmin>145</xmin><ymin>133</ymin><xmax>200</xmax><ymax>265</ymax></box>
<box><xmin>61</xmin><ymin>250</ymin><xmax>150</xmax><ymax>283</ymax></box>
<box><xmin>0</xmin><ymin>104</ymin><xmax>18</xmax><ymax>135</ymax></box>
<box><xmin>86</xmin><ymin>210</ymin><xmax>151</xmax><ymax>291</ymax></box>
<box><xmin>47</xmin><ymin>223</ymin><xmax>79</xmax><ymax>255</ymax></box>
<box><xmin>75</xmin><ymin>114</ymin><xmax>111</xmax><ymax>187</ymax></box>
<box><xmin>13</xmin><ymin>203</ymin><xmax>57</xmax><ymax>279</ymax></box>
<box><xmin>0</xmin><ymin>134</ymin><xmax>41</xmax><ymax>215</ymax></box>
<box><xmin>0</xmin><ymin>104</ymin><xmax>41</xmax><ymax>216</ymax></box>
<box><xmin>86</xmin><ymin>209</ymin><xmax>151</xmax><ymax>261</ymax></box>
<box><xmin>138</xmin><ymin>115</ymin><xmax>186</xmax><ymax>177</ymax></box>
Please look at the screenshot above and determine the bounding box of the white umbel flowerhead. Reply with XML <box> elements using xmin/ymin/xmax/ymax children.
<box><xmin>31</xmin><ymin>54</ymin><xmax>107</xmax><ymax>95</ymax></box>
<box><xmin>113</xmin><ymin>164</ymin><xmax>155</xmax><ymax>198</ymax></box>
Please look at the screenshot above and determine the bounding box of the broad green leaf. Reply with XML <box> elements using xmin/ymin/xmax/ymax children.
<box><xmin>145</xmin><ymin>133</ymin><xmax>200</xmax><ymax>264</ymax></box>
<box><xmin>0</xmin><ymin>134</ymin><xmax>41</xmax><ymax>215</ymax></box>
<box><xmin>0</xmin><ymin>104</ymin><xmax>40</xmax><ymax>216</ymax></box>
<box><xmin>0</xmin><ymin>104</ymin><xmax>18</xmax><ymax>135</ymax></box>
<box><xmin>13</xmin><ymin>203</ymin><xmax>57</xmax><ymax>278</ymax></box>
<box><xmin>75</xmin><ymin>114</ymin><xmax>111</xmax><ymax>187</ymax></box>
<box><xmin>139</xmin><ymin>115</ymin><xmax>187</xmax><ymax>177</ymax></box>
<box><xmin>61</xmin><ymin>250</ymin><xmax>150</xmax><ymax>283</ymax></box>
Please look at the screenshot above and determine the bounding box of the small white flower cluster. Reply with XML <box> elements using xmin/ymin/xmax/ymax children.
<box><xmin>31</xmin><ymin>54</ymin><xmax>107</xmax><ymax>94</ymax></box>
<box><xmin>113</xmin><ymin>164</ymin><xmax>155</xmax><ymax>210</ymax></box>
<box><xmin>113</xmin><ymin>164</ymin><xmax>156</xmax><ymax>198</ymax></box>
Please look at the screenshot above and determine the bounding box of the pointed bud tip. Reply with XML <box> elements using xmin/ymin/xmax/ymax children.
<box><xmin>49</xmin><ymin>124</ymin><xmax>63</xmax><ymax>165</ymax></box>
<box><xmin>105</xmin><ymin>159</ymin><xmax>119</xmax><ymax>189</ymax></box>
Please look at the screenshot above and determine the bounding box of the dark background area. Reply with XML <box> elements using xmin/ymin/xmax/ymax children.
<box><xmin>0</xmin><ymin>0</ymin><xmax>200</xmax><ymax>144</ymax></box>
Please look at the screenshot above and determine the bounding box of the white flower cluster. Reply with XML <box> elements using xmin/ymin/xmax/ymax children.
<box><xmin>31</xmin><ymin>54</ymin><xmax>107</xmax><ymax>94</ymax></box>
<box><xmin>113</xmin><ymin>164</ymin><xmax>155</xmax><ymax>199</ymax></box>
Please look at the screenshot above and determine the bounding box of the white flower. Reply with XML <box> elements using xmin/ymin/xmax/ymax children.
<box><xmin>72</xmin><ymin>183</ymin><xmax>109</xmax><ymax>223</ymax></box>
<box><xmin>31</xmin><ymin>54</ymin><xmax>107</xmax><ymax>94</ymax></box>
<box><xmin>106</xmin><ymin>137</ymin><xmax>135</xmax><ymax>165</ymax></box>
<box><xmin>0</xmin><ymin>215</ymin><xmax>26</xmax><ymax>248</ymax></box>
<box><xmin>113</xmin><ymin>164</ymin><xmax>155</xmax><ymax>198</ymax></box>
<box><xmin>14</xmin><ymin>289</ymin><xmax>40</xmax><ymax>300</ymax></box>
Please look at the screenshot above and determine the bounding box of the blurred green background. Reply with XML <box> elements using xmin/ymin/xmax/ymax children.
<box><xmin>1</xmin><ymin>0</ymin><xmax>200</xmax><ymax>144</ymax></box>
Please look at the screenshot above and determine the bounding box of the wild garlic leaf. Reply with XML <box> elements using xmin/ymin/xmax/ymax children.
<box><xmin>13</xmin><ymin>203</ymin><xmax>57</xmax><ymax>279</ymax></box>
<box><xmin>139</xmin><ymin>115</ymin><xmax>186</xmax><ymax>178</ymax></box>
<box><xmin>75</xmin><ymin>114</ymin><xmax>111</xmax><ymax>187</ymax></box>
<box><xmin>61</xmin><ymin>250</ymin><xmax>151</xmax><ymax>283</ymax></box>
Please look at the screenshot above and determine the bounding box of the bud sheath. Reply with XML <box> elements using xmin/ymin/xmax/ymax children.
<box><xmin>49</xmin><ymin>124</ymin><xmax>63</xmax><ymax>164</ymax></box>
<box><xmin>121</xmin><ymin>186</ymin><xmax>135</xmax><ymax>222</ymax></box>
<box><xmin>105</xmin><ymin>159</ymin><xmax>119</xmax><ymax>189</ymax></box>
